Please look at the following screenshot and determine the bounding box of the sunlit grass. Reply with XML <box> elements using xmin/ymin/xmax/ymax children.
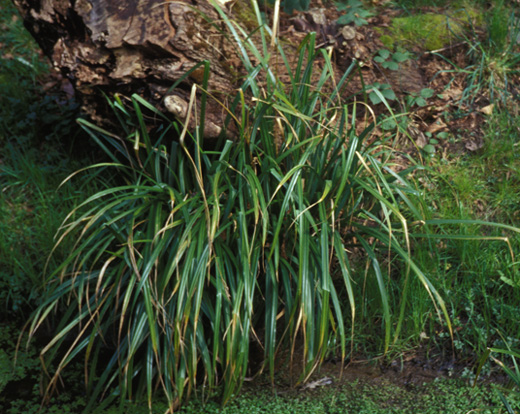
<box><xmin>399</xmin><ymin>111</ymin><xmax>520</xmax><ymax>356</ymax></box>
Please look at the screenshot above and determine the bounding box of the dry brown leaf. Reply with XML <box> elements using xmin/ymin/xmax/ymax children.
<box><xmin>416</xmin><ymin>131</ymin><xmax>428</xmax><ymax>148</ymax></box>
<box><xmin>441</xmin><ymin>86</ymin><xmax>463</xmax><ymax>101</ymax></box>
<box><xmin>465</xmin><ymin>138</ymin><xmax>484</xmax><ymax>152</ymax></box>
<box><xmin>480</xmin><ymin>104</ymin><xmax>494</xmax><ymax>115</ymax></box>
<box><xmin>427</xmin><ymin>119</ymin><xmax>447</xmax><ymax>135</ymax></box>
<box><xmin>474</xmin><ymin>199</ymin><xmax>485</xmax><ymax>213</ymax></box>
<box><xmin>301</xmin><ymin>377</ymin><xmax>333</xmax><ymax>390</ymax></box>
<box><xmin>341</xmin><ymin>25</ymin><xmax>356</xmax><ymax>40</ymax></box>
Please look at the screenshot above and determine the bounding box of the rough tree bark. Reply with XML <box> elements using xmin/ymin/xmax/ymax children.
<box><xmin>12</xmin><ymin>0</ymin><xmax>255</xmax><ymax>137</ymax></box>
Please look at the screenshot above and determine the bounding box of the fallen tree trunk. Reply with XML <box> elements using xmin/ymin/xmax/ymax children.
<box><xmin>12</xmin><ymin>0</ymin><xmax>252</xmax><ymax>137</ymax></box>
<box><xmin>12</xmin><ymin>0</ymin><xmax>388</xmax><ymax>138</ymax></box>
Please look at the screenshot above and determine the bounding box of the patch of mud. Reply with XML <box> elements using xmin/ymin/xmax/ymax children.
<box><xmin>243</xmin><ymin>343</ymin><xmax>512</xmax><ymax>399</ymax></box>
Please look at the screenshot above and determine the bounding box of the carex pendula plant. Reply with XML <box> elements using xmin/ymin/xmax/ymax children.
<box><xmin>27</xmin><ymin>1</ymin><xmax>457</xmax><ymax>412</ymax></box>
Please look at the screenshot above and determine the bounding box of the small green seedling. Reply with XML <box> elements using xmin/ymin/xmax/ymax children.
<box><xmin>381</xmin><ymin>114</ymin><xmax>409</xmax><ymax>131</ymax></box>
<box><xmin>373</xmin><ymin>48</ymin><xmax>411</xmax><ymax>71</ymax></box>
<box><xmin>422</xmin><ymin>140</ymin><xmax>437</xmax><ymax>156</ymax></box>
<box><xmin>421</xmin><ymin>131</ymin><xmax>447</xmax><ymax>157</ymax></box>
<box><xmin>406</xmin><ymin>88</ymin><xmax>435</xmax><ymax>107</ymax></box>
<box><xmin>336</xmin><ymin>0</ymin><xmax>373</xmax><ymax>26</ymax></box>
<box><xmin>367</xmin><ymin>82</ymin><xmax>396</xmax><ymax>105</ymax></box>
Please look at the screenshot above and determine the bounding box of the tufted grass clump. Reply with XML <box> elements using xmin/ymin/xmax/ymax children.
<box><xmin>28</xmin><ymin>1</ymin><xmax>509</xmax><ymax>412</ymax></box>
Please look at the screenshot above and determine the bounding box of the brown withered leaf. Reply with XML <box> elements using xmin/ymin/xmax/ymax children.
<box><xmin>480</xmin><ymin>104</ymin><xmax>494</xmax><ymax>115</ymax></box>
<box><xmin>441</xmin><ymin>86</ymin><xmax>463</xmax><ymax>101</ymax></box>
<box><xmin>408</xmin><ymin>125</ymin><xmax>428</xmax><ymax>148</ymax></box>
<box><xmin>465</xmin><ymin>137</ymin><xmax>484</xmax><ymax>152</ymax></box>
<box><xmin>341</xmin><ymin>25</ymin><xmax>356</xmax><ymax>40</ymax></box>
<box><xmin>427</xmin><ymin>118</ymin><xmax>448</xmax><ymax>135</ymax></box>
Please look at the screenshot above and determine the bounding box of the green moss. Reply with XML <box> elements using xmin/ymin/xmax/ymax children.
<box><xmin>170</xmin><ymin>378</ymin><xmax>520</xmax><ymax>414</ymax></box>
<box><xmin>392</xmin><ymin>13</ymin><xmax>449</xmax><ymax>50</ymax></box>
<box><xmin>378</xmin><ymin>7</ymin><xmax>483</xmax><ymax>51</ymax></box>
<box><xmin>380</xmin><ymin>34</ymin><xmax>395</xmax><ymax>49</ymax></box>
<box><xmin>231</xmin><ymin>0</ymin><xmax>260</xmax><ymax>32</ymax></box>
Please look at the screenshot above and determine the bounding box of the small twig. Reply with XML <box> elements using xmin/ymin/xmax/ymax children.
<box><xmin>426</xmin><ymin>41</ymin><xmax>468</xmax><ymax>55</ymax></box>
